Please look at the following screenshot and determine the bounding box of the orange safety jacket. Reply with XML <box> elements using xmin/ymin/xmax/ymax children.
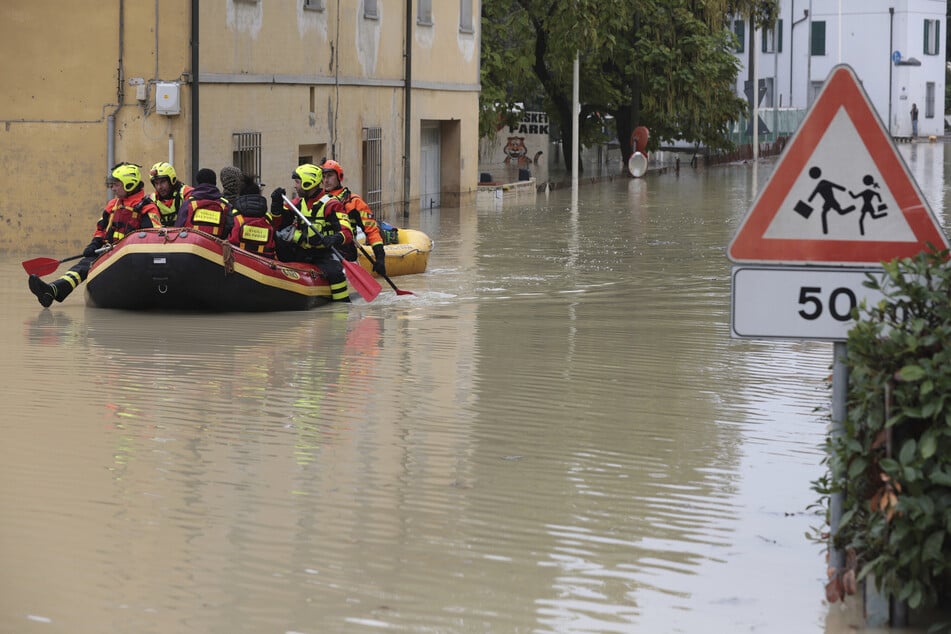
<box><xmin>182</xmin><ymin>198</ymin><xmax>231</xmax><ymax>238</ymax></box>
<box><xmin>230</xmin><ymin>213</ymin><xmax>276</xmax><ymax>257</ymax></box>
<box><xmin>94</xmin><ymin>190</ymin><xmax>162</xmax><ymax>244</ymax></box>
<box><xmin>326</xmin><ymin>186</ymin><xmax>383</xmax><ymax>247</ymax></box>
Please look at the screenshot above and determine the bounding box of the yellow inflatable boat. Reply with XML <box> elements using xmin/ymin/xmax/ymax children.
<box><xmin>357</xmin><ymin>227</ymin><xmax>433</xmax><ymax>277</ymax></box>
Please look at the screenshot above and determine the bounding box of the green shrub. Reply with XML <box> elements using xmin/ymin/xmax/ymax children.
<box><xmin>821</xmin><ymin>248</ymin><xmax>951</xmax><ymax>610</ymax></box>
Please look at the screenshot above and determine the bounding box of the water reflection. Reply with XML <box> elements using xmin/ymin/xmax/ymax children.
<box><xmin>3</xmin><ymin>146</ymin><xmax>947</xmax><ymax>632</ymax></box>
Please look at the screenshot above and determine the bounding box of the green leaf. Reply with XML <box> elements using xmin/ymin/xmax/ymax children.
<box><xmin>897</xmin><ymin>365</ymin><xmax>927</xmax><ymax>382</ymax></box>
<box><xmin>930</xmin><ymin>467</ymin><xmax>951</xmax><ymax>487</ymax></box>
<box><xmin>899</xmin><ymin>439</ymin><xmax>917</xmax><ymax>466</ymax></box>
<box><xmin>923</xmin><ymin>531</ymin><xmax>945</xmax><ymax>561</ymax></box>
<box><xmin>879</xmin><ymin>457</ymin><xmax>900</xmax><ymax>474</ymax></box>
<box><xmin>920</xmin><ymin>430</ymin><xmax>937</xmax><ymax>459</ymax></box>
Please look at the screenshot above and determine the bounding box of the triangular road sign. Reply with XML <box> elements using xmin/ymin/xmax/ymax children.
<box><xmin>728</xmin><ymin>64</ymin><xmax>948</xmax><ymax>265</ymax></box>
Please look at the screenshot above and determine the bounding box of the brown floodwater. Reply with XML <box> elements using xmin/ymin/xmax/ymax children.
<box><xmin>2</xmin><ymin>142</ymin><xmax>945</xmax><ymax>633</ymax></box>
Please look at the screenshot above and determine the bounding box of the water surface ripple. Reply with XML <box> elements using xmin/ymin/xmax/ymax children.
<box><xmin>3</xmin><ymin>144</ymin><xmax>943</xmax><ymax>632</ymax></box>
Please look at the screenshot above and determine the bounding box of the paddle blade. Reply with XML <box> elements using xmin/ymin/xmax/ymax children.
<box><xmin>21</xmin><ymin>257</ymin><xmax>62</xmax><ymax>277</ymax></box>
<box><xmin>395</xmin><ymin>288</ymin><xmax>415</xmax><ymax>296</ymax></box>
<box><xmin>340</xmin><ymin>256</ymin><xmax>382</xmax><ymax>302</ymax></box>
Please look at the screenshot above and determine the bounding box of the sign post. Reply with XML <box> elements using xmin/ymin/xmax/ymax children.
<box><xmin>727</xmin><ymin>64</ymin><xmax>949</xmax><ymax>610</ymax></box>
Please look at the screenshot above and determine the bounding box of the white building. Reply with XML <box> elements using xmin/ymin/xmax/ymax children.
<box><xmin>733</xmin><ymin>0</ymin><xmax>946</xmax><ymax>138</ymax></box>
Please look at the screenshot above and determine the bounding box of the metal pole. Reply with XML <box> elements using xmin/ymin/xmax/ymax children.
<box><xmin>888</xmin><ymin>8</ymin><xmax>894</xmax><ymax>136</ymax></box>
<box><xmin>403</xmin><ymin>0</ymin><xmax>413</xmax><ymax>218</ymax></box>
<box><xmin>571</xmin><ymin>54</ymin><xmax>579</xmax><ymax>208</ymax></box>
<box><xmin>190</xmin><ymin>0</ymin><xmax>199</xmax><ymax>176</ymax></box>
<box><xmin>830</xmin><ymin>341</ymin><xmax>848</xmax><ymax>572</ymax></box>
<box><xmin>807</xmin><ymin>0</ymin><xmax>813</xmax><ymax>105</ymax></box>
<box><xmin>753</xmin><ymin>23</ymin><xmax>758</xmax><ymax>163</ymax></box>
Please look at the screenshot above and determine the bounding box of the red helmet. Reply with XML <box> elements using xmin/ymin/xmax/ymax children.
<box><xmin>321</xmin><ymin>159</ymin><xmax>344</xmax><ymax>182</ymax></box>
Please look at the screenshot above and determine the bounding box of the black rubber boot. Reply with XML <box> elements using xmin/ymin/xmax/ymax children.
<box><xmin>50</xmin><ymin>279</ymin><xmax>74</xmax><ymax>303</ymax></box>
<box><xmin>28</xmin><ymin>275</ymin><xmax>55</xmax><ymax>308</ymax></box>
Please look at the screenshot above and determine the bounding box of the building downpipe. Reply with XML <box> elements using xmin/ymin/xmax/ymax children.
<box><xmin>888</xmin><ymin>7</ymin><xmax>894</xmax><ymax>135</ymax></box>
<box><xmin>107</xmin><ymin>0</ymin><xmax>125</xmax><ymax>179</ymax></box>
<box><xmin>190</xmin><ymin>0</ymin><xmax>199</xmax><ymax>178</ymax></box>
<box><xmin>403</xmin><ymin>0</ymin><xmax>412</xmax><ymax>218</ymax></box>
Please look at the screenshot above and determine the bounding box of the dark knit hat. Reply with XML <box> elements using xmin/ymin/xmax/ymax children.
<box><xmin>220</xmin><ymin>165</ymin><xmax>243</xmax><ymax>198</ymax></box>
<box><xmin>196</xmin><ymin>168</ymin><xmax>217</xmax><ymax>186</ymax></box>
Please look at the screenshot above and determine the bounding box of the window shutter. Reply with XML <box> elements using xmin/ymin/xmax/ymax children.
<box><xmin>735</xmin><ymin>20</ymin><xmax>745</xmax><ymax>53</ymax></box>
<box><xmin>762</xmin><ymin>27</ymin><xmax>768</xmax><ymax>53</ymax></box>
<box><xmin>937</xmin><ymin>21</ymin><xmax>941</xmax><ymax>55</ymax></box>
<box><xmin>924</xmin><ymin>20</ymin><xmax>930</xmax><ymax>55</ymax></box>
<box><xmin>811</xmin><ymin>21</ymin><xmax>826</xmax><ymax>55</ymax></box>
<box><xmin>778</xmin><ymin>20</ymin><xmax>784</xmax><ymax>52</ymax></box>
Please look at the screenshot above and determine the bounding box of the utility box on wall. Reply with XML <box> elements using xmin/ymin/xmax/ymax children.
<box><xmin>155</xmin><ymin>83</ymin><xmax>180</xmax><ymax>115</ymax></box>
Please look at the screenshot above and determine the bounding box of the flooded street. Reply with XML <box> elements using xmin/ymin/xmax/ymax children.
<box><xmin>1</xmin><ymin>142</ymin><xmax>945</xmax><ymax>633</ymax></box>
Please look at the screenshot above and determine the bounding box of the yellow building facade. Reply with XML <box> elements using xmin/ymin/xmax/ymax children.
<box><xmin>2</xmin><ymin>0</ymin><xmax>481</xmax><ymax>252</ymax></box>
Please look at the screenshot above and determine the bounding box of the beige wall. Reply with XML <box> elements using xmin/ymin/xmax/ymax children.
<box><xmin>1</xmin><ymin>0</ymin><xmax>480</xmax><ymax>253</ymax></box>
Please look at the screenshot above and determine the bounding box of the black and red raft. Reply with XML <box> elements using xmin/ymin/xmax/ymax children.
<box><xmin>85</xmin><ymin>228</ymin><xmax>332</xmax><ymax>311</ymax></box>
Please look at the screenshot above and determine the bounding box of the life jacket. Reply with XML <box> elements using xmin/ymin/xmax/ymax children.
<box><xmin>154</xmin><ymin>184</ymin><xmax>193</xmax><ymax>227</ymax></box>
<box><xmin>293</xmin><ymin>193</ymin><xmax>352</xmax><ymax>250</ymax></box>
<box><xmin>103</xmin><ymin>193</ymin><xmax>157</xmax><ymax>243</ymax></box>
<box><xmin>231</xmin><ymin>213</ymin><xmax>276</xmax><ymax>256</ymax></box>
<box><xmin>183</xmin><ymin>198</ymin><xmax>230</xmax><ymax>237</ymax></box>
<box><xmin>329</xmin><ymin>187</ymin><xmax>384</xmax><ymax>247</ymax></box>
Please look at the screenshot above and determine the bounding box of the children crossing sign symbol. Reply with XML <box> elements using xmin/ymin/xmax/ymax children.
<box><xmin>728</xmin><ymin>64</ymin><xmax>948</xmax><ymax>265</ymax></box>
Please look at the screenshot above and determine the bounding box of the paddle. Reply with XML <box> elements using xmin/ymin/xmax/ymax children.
<box><xmin>22</xmin><ymin>247</ymin><xmax>110</xmax><ymax>277</ymax></box>
<box><xmin>281</xmin><ymin>195</ymin><xmax>381</xmax><ymax>303</ymax></box>
<box><xmin>354</xmin><ymin>241</ymin><xmax>415</xmax><ymax>296</ymax></box>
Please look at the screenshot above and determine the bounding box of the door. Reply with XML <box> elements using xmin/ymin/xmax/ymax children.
<box><xmin>420</xmin><ymin>122</ymin><xmax>441</xmax><ymax>209</ymax></box>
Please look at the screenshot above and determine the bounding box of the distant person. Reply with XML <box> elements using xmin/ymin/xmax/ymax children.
<box><xmin>228</xmin><ymin>174</ymin><xmax>276</xmax><ymax>257</ymax></box>
<box><xmin>149</xmin><ymin>161</ymin><xmax>193</xmax><ymax>227</ymax></box>
<box><xmin>28</xmin><ymin>163</ymin><xmax>162</xmax><ymax>307</ymax></box>
<box><xmin>271</xmin><ymin>163</ymin><xmax>353</xmax><ymax>302</ymax></box>
<box><xmin>911</xmin><ymin>103</ymin><xmax>919</xmax><ymax>137</ymax></box>
<box><xmin>176</xmin><ymin>168</ymin><xmax>233</xmax><ymax>238</ymax></box>
<box><xmin>319</xmin><ymin>159</ymin><xmax>387</xmax><ymax>277</ymax></box>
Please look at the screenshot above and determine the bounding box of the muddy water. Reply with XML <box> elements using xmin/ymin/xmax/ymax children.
<box><xmin>1</xmin><ymin>143</ymin><xmax>943</xmax><ymax>633</ymax></box>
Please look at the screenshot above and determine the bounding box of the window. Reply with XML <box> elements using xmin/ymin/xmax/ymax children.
<box><xmin>303</xmin><ymin>0</ymin><xmax>324</xmax><ymax>11</ymax></box>
<box><xmin>418</xmin><ymin>0</ymin><xmax>432</xmax><ymax>26</ymax></box>
<box><xmin>811</xmin><ymin>21</ymin><xmax>826</xmax><ymax>56</ymax></box>
<box><xmin>459</xmin><ymin>0</ymin><xmax>473</xmax><ymax>33</ymax></box>
<box><xmin>762</xmin><ymin>19</ymin><xmax>783</xmax><ymax>53</ymax></box>
<box><xmin>733</xmin><ymin>20</ymin><xmax>745</xmax><ymax>53</ymax></box>
<box><xmin>926</xmin><ymin>82</ymin><xmax>936</xmax><ymax>118</ymax></box>
<box><xmin>924</xmin><ymin>19</ymin><xmax>940</xmax><ymax>56</ymax></box>
<box><xmin>232</xmin><ymin>132</ymin><xmax>262</xmax><ymax>183</ymax></box>
<box><xmin>364</xmin><ymin>0</ymin><xmax>378</xmax><ymax>19</ymax></box>
<box><xmin>362</xmin><ymin>127</ymin><xmax>383</xmax><ymax>214</ymax></box>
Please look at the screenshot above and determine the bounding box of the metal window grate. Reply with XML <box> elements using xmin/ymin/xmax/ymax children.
<box><xmin>362</xmin><ymin>127</ymin><xmax>383</xmax><ymax>213</ymax></box>
<box><xmin>232</xmin><ymin>132</ymin><xmax>262</xmax><ymax>183</ymax></box>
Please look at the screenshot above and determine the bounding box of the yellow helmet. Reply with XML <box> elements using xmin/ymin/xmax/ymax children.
<box><xmin>293</xmin><ymin>163</ymin><xmax>322</xmax><ymax>191</ymax></box>
<box><xmin>110</xmin><ymin>162</ymin><xmax>143</xmax><ymax>193</ymax></box>
<box><xmin>149</xmin><ymin>161</ymin><xmax>178</xmax><ymax>185</ymax></box>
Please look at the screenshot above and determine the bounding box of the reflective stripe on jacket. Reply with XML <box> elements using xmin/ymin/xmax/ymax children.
<box><xmin>230</xmin><ymin>213</ymin><xmax>276</xmax><ymax>256</ymax></box>
<box><xmin>183</xmin><ymin>198</ymin><xmax>231</xmax><ymax>237</ymax></box>
<box><xmin>94</xmin><ymin>190</ymin><xmax>161</xmax><ymax>244</ymax></box>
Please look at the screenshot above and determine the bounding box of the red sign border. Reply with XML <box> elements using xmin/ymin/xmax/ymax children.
<box><xmin>728</xmin><ymin>64</ymin><xmax>948</xmax><ymax>265</ymax></box>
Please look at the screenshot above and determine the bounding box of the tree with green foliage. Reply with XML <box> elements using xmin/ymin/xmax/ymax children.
<box><xmin>480</xmin><ymin>0</ymin><xmax>778</xmax><ymax>171</ymax></box>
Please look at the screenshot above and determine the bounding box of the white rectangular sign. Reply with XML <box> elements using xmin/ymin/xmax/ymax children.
<box><xmin>731</xmin><ymin>266</ymin><xmax>888</xmax><ymax>340</ymax></box>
